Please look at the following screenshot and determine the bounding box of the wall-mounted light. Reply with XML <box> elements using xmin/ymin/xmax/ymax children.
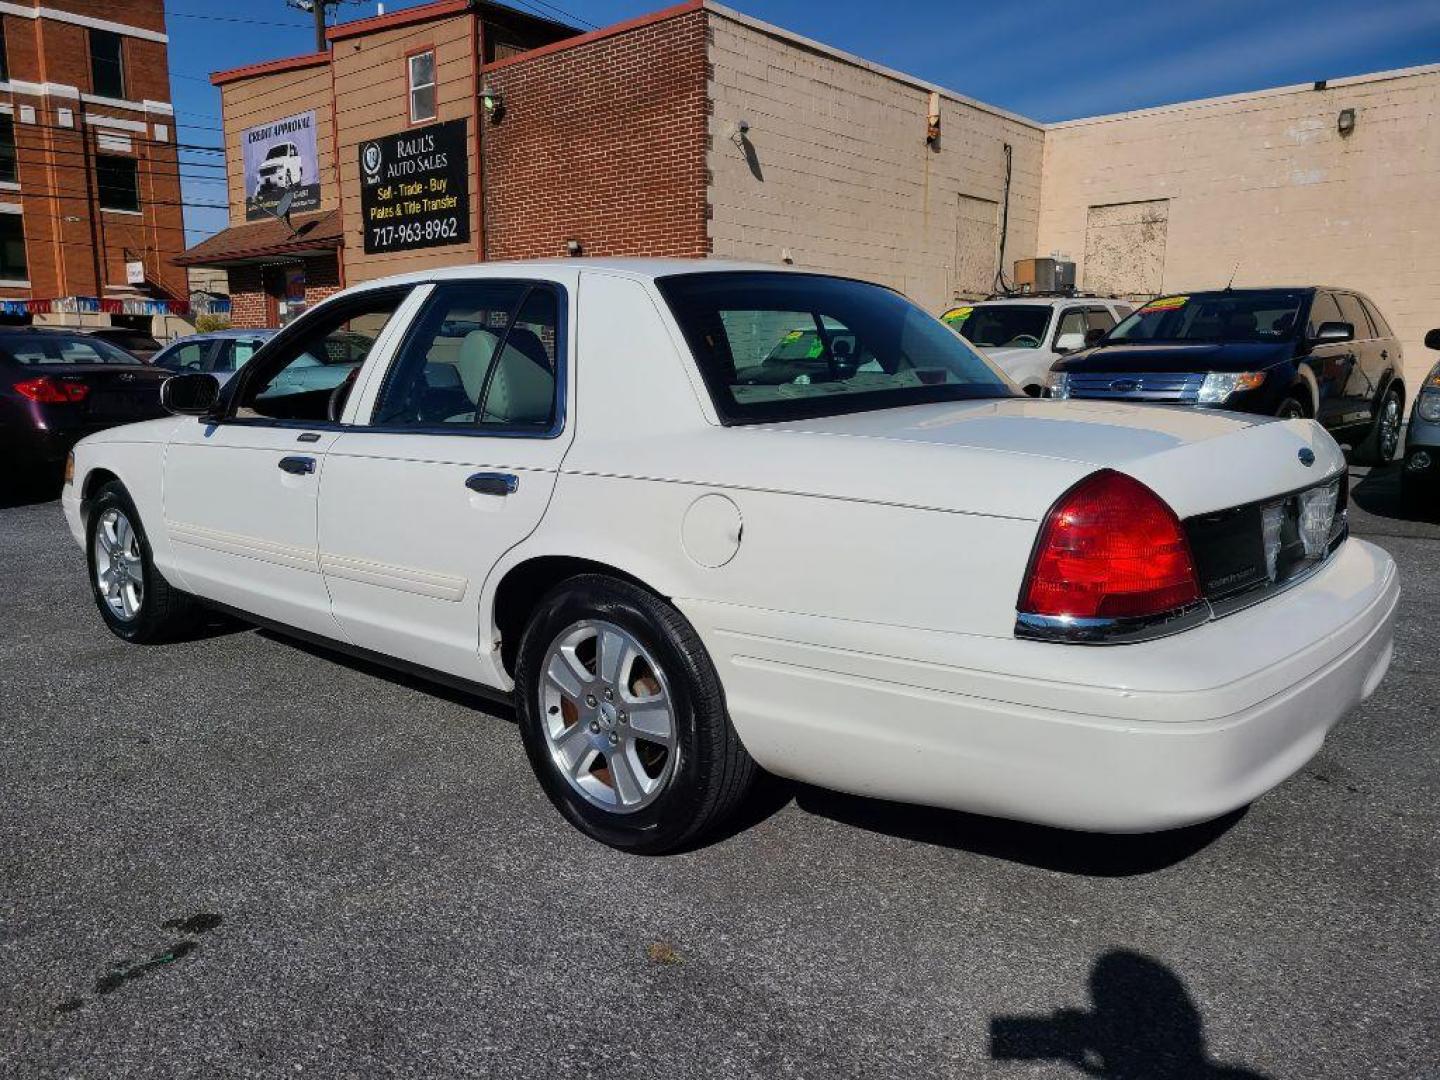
<box><xmin>926</xmin><ymin>91</ymin><xmax>941</xmax><ymax>148</ymax></box>
<box><xmin>481</xmin><ymin>86</ymin><xmax>505</xmax><ymax>120</ymax></box>
<box><xmin>565</xmin><ymin>238</ymin><xmax>583</xmax><ymax>257</ymax></box>
<box><xmin>730</xmin><ymin>118</ymin><xmax>751</xmax><ymax>149</ymax></box>
<box><xmin>1337</xmin><ymin>108</ymin><xmax>1356</xmax><ymax>137</ymax></box>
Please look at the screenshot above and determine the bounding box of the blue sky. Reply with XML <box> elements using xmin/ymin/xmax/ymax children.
<box><xmin>167</xmin><ymin>0</ymin><xmax>1440</xmax><ymax>244</ymax></box>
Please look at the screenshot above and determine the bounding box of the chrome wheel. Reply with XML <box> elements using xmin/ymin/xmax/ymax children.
<box><xmin>1379</xmin><ymin>393</ymin><xmax>1401</xmax><ymax>461</ymax></box>
<box><xmin>539</xmin><ymin>619</ymin><xmax>676</xmax><ymax>814</ymax></box>
<box><xmin>94</xmin><ymin>508</ymin><xmax>144</xmax><ymax>621</ymax></box>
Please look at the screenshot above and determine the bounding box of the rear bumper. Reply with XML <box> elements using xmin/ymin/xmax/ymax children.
<box><xmin>680</xmin><ymin>538</ymin><xmax>1398</xmax><ymax>832</ymax></box>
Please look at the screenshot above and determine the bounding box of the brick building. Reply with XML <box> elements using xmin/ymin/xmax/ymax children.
<box><xmin>183</xmin><ymin>0</ymin><xmax>1440</xmax><ymax>392</ymax></box>
<box><xmin>0</xmin><ymin>0</ymin><xmax>189</xmax><ymax>332</ymax></box>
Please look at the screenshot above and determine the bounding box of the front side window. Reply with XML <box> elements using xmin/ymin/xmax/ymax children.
<box><xmin>408</xmin><ymin>50</ymin><xmax>437</xmax><ymax>123</ymax></box>
<box><xmin>156</xmin><ymin>341</ymin><xmax>209</xmax><ymax>373</ymax></box>
<box><xmin>0</xmin><ymin>333</ymin><xmax>132</xmax><ymax>365</ymax></box>
<box><xmin>944</xmin><ymin>304</ymin><xmax>1051</xmax><ymax>349</ymax></box>
<box><xmin>218</xmin><ymin>338</ymin><xmax>266</xmax><ymax>373</ymax></box>
<box><xmin>1110</xmin><ymin>291</ymin><xmax>1305</xmax><ymax>344</ymax></box>
<box><xmin>1053</xmin><ymin>308</ymin><xmax>1089</xmax><ymax>350</ymax></box>
<box><xmin>0</xmin><ymin>113</ymin><xmax>16</xmax><ymax>185</ymax></box>
<box><xmin>373</xmin><ymin>282</ymin><xmax>560</xmax><ymax>431</ymax></box>
<box><xmin>96</xmin><ymin>154</ymin><xmax>139</xmax><ymax>212</ymax></box>
<box><xmin>1335</xmin><ymin>293</ymin><xmax>1373</xmax><ymax>339</ymax></box>
<box><xmin>235</xmin><ymin>290</ymin><xmax>407</xmax><ymax>422</ymax></box>
<box><xmin>0</xmin><ymin>211</ymin><xmax>25</xmax><ymax>280</ymax></box>
<box><xmin>658</xmin><ymin>272</ymin><xmax>1015</xmax><ymax>424</ymax></box>
<box><xmin>1306</xmin><ymin>292</ymin><xmax>1344</xmax><ymax>339</ymax></box>
<box><xmin>89</xmin><ymin>29</ymin><xmax>125</xmax><ymax>99</ymax></box>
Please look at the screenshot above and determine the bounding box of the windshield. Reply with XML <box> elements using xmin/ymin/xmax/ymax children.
<box><xmin>1108</xmin><ymin>292</ymin><xmax>1305</xmax><ymax>344</ymax></box>
<box><xmin>265</xmin><ymin>145</ymin><xmax>293</xmax><ymax>160</ymax></box>
<box><xmin>942</xmin><ymin>304</ymin><xmax>1051</xmax><ymax>349</ymax></box>
<box><xmin>658</xmin><ymin>272</ymin><xmax>1016</xmax><ymax>424</ymax></box>
<box><xmin>0</xmin><ymin>334</ymin><xmax>139</xmax><ymax>365</ymax></box>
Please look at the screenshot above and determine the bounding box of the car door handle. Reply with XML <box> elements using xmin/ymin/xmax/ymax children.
<box><xmin>278</xmin><ymin>455</ymin><xmax>316</xmax><ymax>475</ymax></box>
<box><xmin>466</xmin><ymin>472</ymin><xmax>518</xmax><ymax>496</ymax></box>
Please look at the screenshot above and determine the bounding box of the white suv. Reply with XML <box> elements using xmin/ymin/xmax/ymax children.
<box><xmin>943</xmin><ymin>296</ymin><xmax>1134</xmax><ymax>394</ymax></box>
<box><xmin>255</xmin><ymin>142</ymin><xmax>304</xmax><ymax>196</ymax></box>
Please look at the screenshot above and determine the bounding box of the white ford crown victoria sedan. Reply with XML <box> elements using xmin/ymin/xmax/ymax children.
<box><xmin>63</xmin><ymin>260</ymin><xmax>1398</xmax><ymax>853</ymax></box>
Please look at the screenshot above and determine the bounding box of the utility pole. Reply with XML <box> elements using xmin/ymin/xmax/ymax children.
<box><xmin>285</xmin><ymin>1</ymin><xmax>341</xmax><ymax>54</ymax></box>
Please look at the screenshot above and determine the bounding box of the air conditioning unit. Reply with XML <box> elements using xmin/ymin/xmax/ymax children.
<box><xmin>1013</xmin><ymin>258</ymin><xmax>1076</xmax><ymax>294</ymax></box>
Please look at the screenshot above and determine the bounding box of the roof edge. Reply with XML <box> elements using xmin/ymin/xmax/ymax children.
<box><xmin>702</xmin><ymin>1</ymin><xmax>1044</xmax><ymax>132</ymax></box>
<box><xmin>327</xmin><ymin>0</ymin><xmax>474</xmax><ymax>42</ymax></box>
<box><xmin>1048</xmin><ymin>61</ymin><xmax>1440</xmax><ymax>130</ymax></box>
<box><xmin>481</xmin><ymin>0</ymin><xmax>702</xmax><ymax>73</ymax></box>
<box><xmin>211</xmin><ymin>52</ymin><xmax>330</xmax><ymax>88</ymax></box>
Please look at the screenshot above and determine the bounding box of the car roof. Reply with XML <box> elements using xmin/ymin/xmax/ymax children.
<box><xmin>165</xmin><ymin>328</ymin><xmax>280</xmax><ymax>342</ymax></box>
<box><xmin>342</xmin><ymin>257</ymin><xmax>796</xmax><ymax>294</ymax></box>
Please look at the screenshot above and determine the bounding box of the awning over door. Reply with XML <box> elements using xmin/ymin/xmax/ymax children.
<box><xmin>174</xmin><ymin>210</ymin><xmax>343</xmax><ymax>268</ymax></box>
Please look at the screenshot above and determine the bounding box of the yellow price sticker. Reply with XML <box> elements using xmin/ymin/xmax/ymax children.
<box><xmin>942</xmin><ymin>306</ymin><xmax>974</xmax><ymax>324</ymax></box>
<box><xmin>1142</xmin><ymin>295</ymin><xmax>1188</xmax><ymax>312</ymax></box>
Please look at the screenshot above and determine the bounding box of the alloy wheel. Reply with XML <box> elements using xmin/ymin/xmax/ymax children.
<box><xmin>539</xmin><ymin>619</ymin><xmax>677</xmax><ymax>814</ymax></box>
<box><xmin>94</xmin><ymin>508</ymin><xmax>144</xmax><ymax>621</ymax></box>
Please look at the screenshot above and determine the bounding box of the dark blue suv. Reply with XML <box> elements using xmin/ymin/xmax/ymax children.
<box><xmin>1047</xmin><ymin>287</ymin><xmax>1405</xmax><ymax>464</ymax></box>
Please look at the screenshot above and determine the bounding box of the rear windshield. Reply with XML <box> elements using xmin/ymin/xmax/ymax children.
<box><xmin>0</xmin><ymin>334</ymin><xmax>138</xmax><ymax>365</ymax></box>
<box><xmin>942</xmin><ymin>304</ymin><xmax>1052</xmax><ymax>349</ymax></box>
<box><xmin>1108</xmin><ymin>291</ymin><xmax>1305</xmax><ymax>344</ymax></box>
<box><xmin>657</xmin><ymin>272</ymin><xmax>1015</xmax><ymax>423</ymax></box>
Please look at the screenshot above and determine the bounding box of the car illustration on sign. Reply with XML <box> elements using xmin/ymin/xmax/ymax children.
<box><xmin>254</xmin><ymin>141</ymin><xmax>303</xmax><ymax>196</ymax></box>
<box><xmin>61</xmin><ymin>260</ymin><xmax>1398</xmax><ymax>853</ymax></box>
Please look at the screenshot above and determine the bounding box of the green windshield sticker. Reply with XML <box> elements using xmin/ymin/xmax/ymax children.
<box><xmin>805</xmin><ymin>338</ymin><xmax>825</xmax><ymax>358</ymax></box>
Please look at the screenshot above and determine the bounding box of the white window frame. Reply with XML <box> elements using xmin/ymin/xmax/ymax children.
<box><xmin>408</xmin><ymin>50</ymin><xmax>437</xmax><ymax>125</ymax></box>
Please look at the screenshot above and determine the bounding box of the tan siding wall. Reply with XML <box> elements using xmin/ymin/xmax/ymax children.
<box><xmin>1038</xmin><ymin>67</ymin><xmax>1440</xmax><ymax>392</ymax></box>
<box><xmin>332</xmin><ymin>13</ymin><xmax>480</xmax><ymax>283</ymax></box>
<box><xmin>706</xmin><ymin>11</ymin><xmax>1045</xmax><ymax>315</ymax></box>
<box><xmin>220</xmin><ymin>65</ymin><xmax>336</xmax><ymax>224</ymax></box>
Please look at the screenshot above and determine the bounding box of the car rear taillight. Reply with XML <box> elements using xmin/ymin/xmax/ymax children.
<box><xmin>1020</xmin><ymin>470</ymin><xmax>1201</xmax><ymax>622</ymax></box>
<box><xmin>13</xmin><ymin>376</ymin><xmax>90</xmax><ymax>404</ymax></box>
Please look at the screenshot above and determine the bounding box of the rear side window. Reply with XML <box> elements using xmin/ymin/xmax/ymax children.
<box><xmin>372</xmin><ymin>282</ymin><xmax>560</xmax><ymax>432</ymax></box>
<box><xmin>1086</xmin><ymin>308</ymin><xmax>1117</xmax><ymax>333</ymax></box>
<box><xmin>1360</xmin><ymin>297</ymin><xmax>1393</xmax><ymax>338</ymax></box>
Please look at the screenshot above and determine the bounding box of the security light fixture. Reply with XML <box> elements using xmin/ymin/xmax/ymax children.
<box><xmin>481</xmin><ymin>86</ymin><xmax>505</xmax><ymax>120</ymax></box>
<box><xmin>1337</xmin><ymin>108</ymin><xmax>1356</xmax><ymax>137</ymax></box>
<box><xmin>565</xmin><ymin>238</ymin><xmax>583</xmax><ymax>257</ymax></box>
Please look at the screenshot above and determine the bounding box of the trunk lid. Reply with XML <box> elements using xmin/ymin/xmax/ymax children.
<box><xmin>24</xmin><ymin>363</ymin><xmax>170</xmax><ymax>422</ymax></box>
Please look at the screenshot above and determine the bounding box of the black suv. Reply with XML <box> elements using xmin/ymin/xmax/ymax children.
<box><xmin>1047</xmin><ymin>287</ymin><xmax>1405</xmax><ymax>463</ymax></box>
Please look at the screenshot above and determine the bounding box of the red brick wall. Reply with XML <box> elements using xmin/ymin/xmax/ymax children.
<box><xmin>227</xmin><ymin>257</ymin><xmax>342</xmax><ymax>329</ymax></box>
<box><xmin>481</xmin><ymin>8</ymin><xmax>709</xmax><ymax>260</ymax></box>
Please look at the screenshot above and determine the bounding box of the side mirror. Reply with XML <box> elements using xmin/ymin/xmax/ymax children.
<box><xmin>160</xmin><ymin>372</ymin><xmax>220</xmax><ymax>416</ymax></box>
<box><xmin>1425</xmin><ymin>328</ymin><xmax>1440</xmax><ymax>351</ymax></box>
<box><xmin>1313</xmin><ymin>321</ymin><xmax>1354</xmax><ymax>344</ymax></box>
<box><xmin>1084</xmin><ymin>327</ymin><xmax>1108</xmax><ymax>347</ymax></box>
<box><xmin>1054</xmin><ymin>331</ymin><xmax>1086</xmax><ymax>353</ymax></box>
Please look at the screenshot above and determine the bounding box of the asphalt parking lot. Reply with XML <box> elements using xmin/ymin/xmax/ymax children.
<box><xmin>2</xmin><ymin>465</ymin><xmax>1436</xmax><ymax>1080</ymax></box>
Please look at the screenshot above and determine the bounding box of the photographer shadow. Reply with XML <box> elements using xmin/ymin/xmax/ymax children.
<box><xmin>990</xmin><ymin>950</ymin><xmax>1270</xmax><ymax>1078</ymax></box>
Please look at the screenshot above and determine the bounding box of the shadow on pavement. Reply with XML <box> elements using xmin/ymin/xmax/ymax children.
<box><xmin>1350</xmin><ymin>463</ymin><xmax>1435</xmax><ymax>523</ymax></box>
<box><xmin>990</xmin><ymin>949</ymin><xmax>1270</xmax><ymax>1078</ymax></box>
<box><xmin>791</xmin><ymin>784</ymin><xmax>1243</xmax><ymax>876</ymax></box>
<box><xmin>0</xmin><ymin>479</ymin><xmax>61</xmax><ymax>509</ymax></box>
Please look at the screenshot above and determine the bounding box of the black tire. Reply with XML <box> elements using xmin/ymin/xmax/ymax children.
<box><xmin>1353</xmin><ymin>384</ymin><xmax>1403</xmax><ymax>465</ymax></box>
<box><xmin>513</xmin><ymin>574</ymin><xmax>756</xmax><ymax>854</ymax></box>
<box><xmin>1275</xmin><ymin>395</ymin><xmax>1308</xmax><ymax>420</ymax></box>
<box><xmin>85</xmin><ymin>481</ymin><xmax>199</xmax><ymax>644</ymax></box>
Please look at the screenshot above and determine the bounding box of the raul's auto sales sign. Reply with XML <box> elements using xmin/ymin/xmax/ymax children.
<box><xmin>359</xmin><ymin>119</ymin><xmax>470</xmax><ymax>255</ymax></box>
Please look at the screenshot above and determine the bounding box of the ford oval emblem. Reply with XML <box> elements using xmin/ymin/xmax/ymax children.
<box><xmin>1298</xmin><ymin>448</ymin><xmax>1316</xmax><ymax>467</ymax></box>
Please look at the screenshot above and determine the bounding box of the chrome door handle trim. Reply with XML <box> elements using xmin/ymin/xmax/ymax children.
<box><xmin>278</xmin><ymin>456</ymin><xmax>316</xmax><ymax>475</ymax></box>
<box><xmin>466</xmin><ymin>472</ymin><xmax>519</xmax><ymax>496</ymax></box>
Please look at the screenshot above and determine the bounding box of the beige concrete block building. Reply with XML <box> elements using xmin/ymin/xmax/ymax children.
<box><xmin>1038</xmin><ymin>64</ymin><xmax>1440</xmax><ymax>392</ymax></box>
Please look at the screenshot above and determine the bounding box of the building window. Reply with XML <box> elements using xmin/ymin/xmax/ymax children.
<box><xmin>0</xmin><ymin>213</ymin><xmax>27</xmax><ymax>281</ymax></box>
<box><xmin>89</xmin><ymin>29</ymin><xmax>125</xmax><ymax>99</ymax></box>
<box><xmin>0</xmin><ymin>20</ymin><xmax>10</xmax><ymax>84</ymax></box>
<box><xmin>408</xmin><ymin>50</ymin><xmax>436</xmax><ymax>123</ymax></box>
<box><xmin>96</xmin><ymin>154</ymin><xmax>139</xmax><ymax>212</ymax></box>
<box><xmin>0</xmin><ymin>114</ymin><xmax>16</xmax><ymax>185</ymax></box>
